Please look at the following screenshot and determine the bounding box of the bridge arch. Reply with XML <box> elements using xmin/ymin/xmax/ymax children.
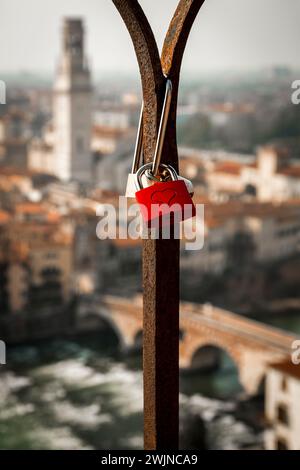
<box><xmin>79</xmin><ymin>298</ymin><xmax>298</xmax><ymax>395</ymax></box>
<box><xmin>81</xmin><ymin>310</ymin><xmax>125</xmax><ymax>348</ymax></box>
<box><xmin>183</xmin><ymin>342</ymin><xmax>244</xmax><ymax>397</ymax></box>
<box><xmin>78</xmin><ymin>301</ymin><xmax>144</xmax><ymax>350</ymax></box>
<box><xmin>189</xmin><ymin>342</ymin><xmax>240</xmax><ymax>375</ymax></box>
<box><xmin>191</xmin><ymin>344</ymin><xmax>228</xmax><ymax>371</ymax></box>
<box><xmin>185</xmin><ymin>341</ymin><xmax>275</xmax><ymax>395</ymax></box>
<box><xmin>180</xmin><ymin>336</ymin><xmax>246</xmax><ymax>383</ymax></box>
<box><xmin>256</xmin><ymin>375</ymin><xmax>266</xmax><ymax>397</ymax></box>
<box><xmin>99</xmin><ymin>314</ymin><xmax>126</xmax><ymax>348</ymax></box>
<box><xmin>96</xmin><ymin>306</ymin><xmax>143</xmax><ymax>350</ymax></box>
<box><xmin>134</xmin><ymin>330</ymin><xmax>143</xmax><ymax>348</ymax></box>
<box><xmin>180</xmin><ymin>337</ymin><xmax>241</xmax><ymax>371</ymax></box>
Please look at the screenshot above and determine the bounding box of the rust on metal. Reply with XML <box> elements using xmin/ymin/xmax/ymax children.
<box><xmin>112</xmin><ymin>0</ymin><xmax>206</xmax><ymax>450</ymax></box>
<box><xmin>112</xmin><ymin>0</ymin><xmax>164</xmax><ymax>163</ymax></box>
<box><xmin>161</xmin><ymin>0</ymin><xmax>206</xmax><ymax>172</ymax></box>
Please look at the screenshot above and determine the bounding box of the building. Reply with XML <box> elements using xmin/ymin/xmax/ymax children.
<box><xmin>91</xmin><ymin>125</ymin><xmax>135</xmax><ymax>156</ymax></box>
<box><xmin>27</xmin><ymin>139</ymin><xmax>54</xmax><ymax>175</ymax></box>
<box><xmin>0</xmin><ymin>167</ymin><xmax>33</xmax><ymax>195</ymax></box>
<box><xmin>0</xmin><ymin>110</ymin><xmax>30</xmax><ymax>168</ymax></box>
<box><xmin>265</xmin><ymin>360</ymin><xmax>300</xmax><ymax>450</ymax></box>
<box><xmin>242</xmin><ymin>146</ymin><xmax>300</xmax><ymax>202</ymax></box>
<box><xmin>96</xmin><ymin>237</ymin><xmax>141</xmax><ymax>296</ymax></box>
<box><xmin>206</xmin><ymin>160</ymin><xmax>245</xmax><ymax>195</ymax></box>
<box><xmin>181</xmin><ymin>199</ymin><xmax>300</xmax><ymax>277</ymax></box>
<box><xmin>53</xmin><ymin>18</ymin><xmax>92</xmax><ymax>183</ymax></box>
<box><xmin>27</xmin><ymin>121</ymin><xmax>55</xmax><ymax>175</ymax></box>
<box><xmin>69</xmin><ymin>192</ymin><xmax>142</xmax><ymax>297</ymax></box>
<box><xmin>3</xmin><ymin>235</ymin><xmax>73</xmax><ymax>314</ymax></box>
<box><xmin>0</xmin><ymin>203</ymin><xmax>73</xmax><ymax>314</ymax></box>
<box><xmin>201</xmin><ymin>145</ymin><xmax>300</xmax><ymax>202</ymax></box>
<box><xmin>93</xmin><ymin>140</ymin><xmax>135</xmax><ymax>193</ymax></box>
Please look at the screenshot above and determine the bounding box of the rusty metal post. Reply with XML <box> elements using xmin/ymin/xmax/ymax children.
<box><xmin>112</xmin><ymin>0</ymin><xmax>206</xmax><ymax>449</ymax></box>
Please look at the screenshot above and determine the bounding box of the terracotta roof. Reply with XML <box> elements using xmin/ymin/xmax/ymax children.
<box><xmin>246</xmin><ymin>162</ymin><xmax>258</xmax><ymax>169</ymax></box>
<box><xmin>9</xmin><ymin>240</ymin><xmax>29</xmax><ymax>261</ymax></box>
<box><xmin>92</xmin><ymin>125</ymin><xmax>133</xmax><ymax>139</ymax></box>
<box><xmin>282</xmin><ymin>199</ymin><xmax>300</xmax><ymax>206</ymax></box>
<box><xmin>201</xmin><ymin>200</ymin><xmax>300</xmax><ymax>224</ymax></box>
<box><xmin>5</xmin><ymin>221</ymin><xmax>72</xmax><ymax>249</ymax></box>
<box><xmin>47</xmin><ymin>211</ymin><xmax>61</xmax><ymax>223</ymax></box>
<box><xmin>214</xmin><ymin>161</ymin><xmax>242</xmax><ymax>176</ymax></box>
<box><xmin>112</xmin><ymin>238</ymin><xmax>142</xmax><ymax>248</ymax></box>
<box><xmin>206</xmin><ymin>103</ymin><xmax>255</xmax><ymax>114</ymax></box>
<box><xmin>279</xmin><ymin>166</ymin><xmax>300</xmax><ymax>178</ymax></box>
<box><xmin>15</xmin><ymin>202</ymin><xmax>46</xmax><ymax>215</ymax></box>
<box><xmin>0</xmin><ymin>210</ymin><xmax>11</xmax><ymax>224</ymax></box>
<box><xmin>0</xmin><ymin>166</ymin><xmax>35</xmax><ymax>178</ymax></box>
<box><xmin>205</xmin><ymin>216</ymin><xmax>225</xmax><ymax>229</ymax></box>
<box><xmin>15</xmin><ymin>203</ymin><xmax>60</xmax><ymax>223</ymax></box>
<box><xmin>270</xmin><ymin>360</ymin><xmax>300</xmax><ymax>380</ymax></box>
<box><xmin>192</xmin><ymin>195</ymin><xmax>211</xmax><ymax>205</ymax></box>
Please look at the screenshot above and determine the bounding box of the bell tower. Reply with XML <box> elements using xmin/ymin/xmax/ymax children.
<box><xmin>53</xmin><ymin>18</ymin><xmax>92</xmax><ymax>183</ymax></box>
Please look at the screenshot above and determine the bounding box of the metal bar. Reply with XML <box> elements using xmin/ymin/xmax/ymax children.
<box><xmin>160</xmin><ymin>0</ymin><xmax>206</xmax><ymax>173</ymax></box>
<box><xmin>112</xmin><ymin>0</ymin><xmax>164</xmax><ymax>162</ymax></box>
<box><xmin>151</xmin><ymin>79</ymin><xmax>172</xmax><ymax>176</ymax></box>
<box><xmin>132</xmin><ymin>102</ymin><xmax>144</xmax><ymax>173</ymax></box>
<box><xmin>112</xmin><ymin>0</ymin><xmax>206</xmax><ymax>450</ymax></box>
<box><xmin>143</xmin><ymin>236</ymin><xmax>180</xmax><ymax>449</ymax></box>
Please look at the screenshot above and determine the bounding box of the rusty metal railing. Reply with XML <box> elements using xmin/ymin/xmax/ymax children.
<box><xmin>112</xmin><ymin>0</ymin><xmax>206</xmax><ymax>450</ymax></box>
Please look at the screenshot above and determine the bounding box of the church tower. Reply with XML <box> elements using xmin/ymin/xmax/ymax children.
<box><xmin>53</xmin><ymin>18</ymin><xmax>92</xmax><ymax>183</ymax></box>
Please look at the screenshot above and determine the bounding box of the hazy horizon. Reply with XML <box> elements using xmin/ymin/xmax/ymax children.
<box><xmin>1</xmin><ymin>0</ymin><xmax>299</xmax><ymax>77</ymax></box>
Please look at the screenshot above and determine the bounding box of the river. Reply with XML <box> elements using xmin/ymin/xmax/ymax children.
<box><xmin>0</xmin><ymin>311</ymin><xmax>299</xmax><ymax>450</ymax></box>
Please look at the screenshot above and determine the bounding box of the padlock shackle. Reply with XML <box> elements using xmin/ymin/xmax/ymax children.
<box><xmin>152</xmin><ymin>80</ymin><xmax>173</xmax><ymax>176</ymax></box>
<box><xmin>135</xmin><ymin>162</ymin><xmax>178</xmax><ymax>191</ymax></box>
<box><xmin>131</xmin><ymin>80</ymin><xmax>172</xmax><ymax>176</ymax></box>
<box><xmin>131</xmin><ymin>102</ymin><xmax>144</xmax><ymax>173</ymax></box>
<box><xmin>145</xmin><ymin>163</ymin><xmax>177</xmax><ymax>183</ymax></box>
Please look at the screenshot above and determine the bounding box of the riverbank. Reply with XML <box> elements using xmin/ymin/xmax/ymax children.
<box><xmin>0</xmin><ymin>330</ymin><xmax>264</xmax><ymax>450</ymax></box>
<box><xmin>3</xmin><ymin>299</ymin><xmax>299</xmax><ymax>450</ymax></box>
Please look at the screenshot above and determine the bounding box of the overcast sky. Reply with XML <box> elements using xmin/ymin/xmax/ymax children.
<box><xmin>1</xmin><ymin>0</ymin><xmax>300</xmax><ymax>75</ymax></box>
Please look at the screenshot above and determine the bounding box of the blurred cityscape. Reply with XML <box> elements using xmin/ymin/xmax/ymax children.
<box><xmin>1</xmin><ymin>17</ymin><xmax>300</xmax><ymax>450</ymax></box>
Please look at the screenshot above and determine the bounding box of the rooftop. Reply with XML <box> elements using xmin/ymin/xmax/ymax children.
<box><xmin>202</xmin><ymin>200</ymin><xmax>300</xmax><ymax>229</ymax></box>
<box><xmin>14</xmin><ymin>202</ymin><xmax>61</xmax><ymax>223</ymax></box>
<box><xmin>213</xmin><ymin>161</ymin><xmax>243</xmax><ymax>176</ymax></box>
<box><xmin>279</xmin><ymin>166</ymin><xmax>300</xmax><ymax>178</ymax></box>
<box><xmin>0</xmin><ymin>166</ymin><xmax>35</xmax><ymax>178</ymax></box>
<box><xmin>0</xmin><ymin>209</ymin><xmax>11</xmax><ymax>225</ymax></box>
<box><xmin>270</xmin><ymin>360</ymin><xmax>300</xmax><ymax>380</ymax></box>
<box><xmin>112</xmin><ymin>238</ymin><xmax>142</xmax><ymax>248</ymax></box>
<box><xmin>92</xmin><ymin>125</ymin><xmax>134</xmax><ymax>139</ymax></box>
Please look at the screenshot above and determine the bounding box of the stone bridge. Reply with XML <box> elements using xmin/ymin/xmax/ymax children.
<box><xmin>78</xmin><ymin>295</ymin><xmax>299</xmax><ymax>394</ymax></box>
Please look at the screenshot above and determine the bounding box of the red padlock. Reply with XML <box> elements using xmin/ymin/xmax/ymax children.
<box><xmin>135</xmin><ymin>163</ymin><xmax>196</xmax><ymax>227</ymax></box>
